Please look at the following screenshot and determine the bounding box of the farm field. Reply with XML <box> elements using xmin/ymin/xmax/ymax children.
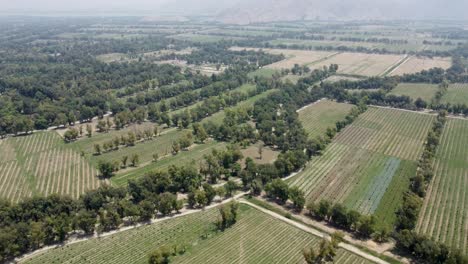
<box><xmin>389</xmin><ymin>83</ymin><xmax>439</xmax><ymax>102</ymax></box>
<box><xmin>267</xmin><ymin>38</ymin><xmax>424</xmax><ymax>53</ymax></box>
<box><xmin>22</xmin><ymin>204</ymin><xmax>373</xmax><ymax>264</ymax></box>
<box><xmin>281</xmin><ymin>74</ymin><xmax>303</xmax><ymax>83</ymax></box>
<box><xmin>441</xmin><ymin>83</ymin><xmax>468</xmax><ymax>105</ymax></box>
<box><xmin>289</xmin><ymin>107</ymin><xmax>434</xmax><ymax>228</ymax></box>
<box><xmin>169</xmin><ymin>33</ymin><xmax>245</xmax><ymax>43</ymax></box>
<box><xmin>202</xmin><ymin>89</ymin><xmax>279</xmax><ymax>125</ymax></box>
<box><xmin>389</xmin><ymin>56</ymin><xmax>452</xmax><ymax>76</ymax></box>
<box><xmin>310</xmin><ymin>52</ymin><xmax>405</xmax><ymax>77</ymax></box>
<box><xmin>238</xmin><ymin>47</ymin><xmax>453</xmax><ymax>77</ymax></box>
<box><xmin>247</xmin><ymin>68</ymin><xmax>279</xmax><ymax>79</ymax></box>
<box><xmin>298</xmin><ymin>100</ymin><xmax>354</xmax><ymax>139</ymax></box>
<box><xmin>415</xmin><ymin>118</ymin><xmax>468</xmax><ymax>253</ymax></box>
<box><xmin>0</xmin><ymin>132</ymin><xmax>104</xmax><ymax>201</ymax></box>
<box><xmin>323</xmin><ymin>75</ymin><xmax>363</xmax><ymax>83</ymax></box>
<box><xmin>66</xmin><ymin>122</ymin><xmax>162</xmax><ymax>154</ymax></box>
<box><xmin>83</xmin><ymin>129</ymin><xmax>186</xmax><ymax>167</ymax></box>
<box><xmin>231</xmin><ymin>47</ymin><xmax>336</xmax><ymax>70</ymax></box>
<box><xmin>111</xmin><ymin>141</ymin><xmax>227</xmax><ymax>186</ymax></box>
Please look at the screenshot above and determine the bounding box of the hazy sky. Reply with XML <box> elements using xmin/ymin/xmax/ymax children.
<box><xmin>1</xmin><ymin>0</ymin><xmax>467</xmax><ymax>20</ymax></box>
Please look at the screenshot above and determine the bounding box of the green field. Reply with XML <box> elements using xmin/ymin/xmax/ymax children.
<box><xmin>202</xmin><ymin>89</ymin><xmax>279</xmax><ymax>125</ymax></box>
<box><xmin>22</xmin><ymin>204</ymin><xmax>373</xmax><ymax>264</ymax></box>
<box><xmin>267</xmin><ymin>38</ymin><xmax>424</xmax><ymax>53</ymax></box>
<box><xmin>389</xmin><ymin>83</ymin><xmax>439</xmax><ymax>102</ymax></box>
<box><xmin>281</xmin><ymin>74</ymin><xmax>302</xmax><ymax>84</ymax></box>
<box><xmin>247</xmin><ymin>68</ymin><xmax>279</xmax><ymax>79</ymax></box>
<box><xmin>0</xmin><ymin>132</ymin><xmax>104</xmax><ymax>201</ymax></box>
<box><xmin>441</xmin><ymin>83</ymin><xmax>468</xmax><ymax>105</ymax></box>
<box><xmin>416</xmin><ymin>118</ymin><xmax>468</xmax><ymax>253</ymax></box>
<box><xmin>83</xmin><ymin>129</ymin><xmax>186</xmax><ymax>167</ymax></box>
<box><xmin>289</xmin><ymin>107</ymin><xmax>434</xmax><ymax>228</ymax></box>
<box><xmin>111</xmin><ymin>141</ymin><xmax>227</xmax><ymax>186</ymax></box>
<box><xmin>298</xmin><ymin>100</ymin><xmax>354</xmax><ymax>139</ymax></box>
<box><xmin>169</xmin><ymin>33</ymin><xmax>245</xmax><ymax>43</ymax></box>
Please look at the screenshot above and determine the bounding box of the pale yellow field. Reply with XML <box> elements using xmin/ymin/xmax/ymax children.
<box><xmin>232</xmin><ymin>47</ymin><xmax>406</xmax><ymax>76</ymax></box>
<box><xmin>311</xmin><ymin>52</ymin><xmax>405</xmax><ymax>76</ymax></box>
<box><xmin>390</xmin><ymin>56</ymin><xmax>452</xmax><ymax>76</ymax></box>
<box><xmin>230</xmin><ymin>47</ymin><xmax>335</xmax><ymax>69</ymax></box>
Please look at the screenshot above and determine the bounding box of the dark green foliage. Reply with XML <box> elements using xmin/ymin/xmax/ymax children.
<box><xmin>217</xmin><ymin>201</ymin><xmax>239</xmax><ymax>230</ymax></box>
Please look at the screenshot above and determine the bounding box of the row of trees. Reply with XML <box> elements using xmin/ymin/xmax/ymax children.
<box><xmin>392</xmin><ymin>111</ymin><xmax>468</xmax><ymax>263</ymax></box>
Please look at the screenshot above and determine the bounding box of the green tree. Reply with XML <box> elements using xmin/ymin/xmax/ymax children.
<box><xmin>86</xmin><ymin>124</ymin><xmax>93</xmax><ymax>137</ymax></box>
<box><xmin>121</xmin><ymin>156</ymin><xmax>128</xmax><ymax>168</ymax></box>
<box><xmin>64</xmin><ymin>128</ymin><xmax>79</xmax><ymax>143</ymax></box>
<box><xmin>224</xmin><ymin>180</ymin><xmax>238</xmax><ymax>197</ymax></box>
<box><xmin>265</xmin><ymin>179</ymin><xmax>289</xmax><ymax>204</ymax></box>
<box><xmin>73</xmin><ymin>210</ymin><xmax>96</xmax><ymax>235</ymax></box>
<box><xmin>98</xmin><ymin>161</ymin><xmax>115</xmax><ymax>178</ymax></box>
<box><xmin>94</xmin><ymin>144</ymin><xmax>102</xmax><ymax>155</ymax></box>
<box><xmin>131</xmin><ymin>154</ymin><xmax>140</xmax><ymax>167</ymax></box>
<box><xmin>289</xmin><ymin>186</ymin><xmax>305</xmax><ymax>211</ymax></box>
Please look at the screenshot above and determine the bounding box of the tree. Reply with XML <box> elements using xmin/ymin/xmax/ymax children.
<box><xmin>194</xmin><ymin>125</ymin><xmax>208</xmax><ymax>143</ymax></box>
<box><xmin>358</xmin><ymin>215</ymin><xmax>376</xmax><ymax>238</ymax></box>
<box><xmin>258</xmin><ymin>145</ymin><xmax>263</xmax><ymax>159</ymax></box>
<box><xmin>289</xmin><ymin>186</ymin><xmax>305</xmax><ymax>211</ymax></box>
<box><xmin>97</xmin><ymin>120</ymin><xmax>107</xmax><ymax>132</ymax></box>
<box><xmin>265</xmin><ymin>179</ymin><xmax>289</xmax><ymax>204</ymax></box>
<box><xmin>148</xmin><ymin>246</ymin><xmax>171</xmax><ymax>264</ymax></box>
<box><xmin>139</xmin><ymin>200</ymin><xmax>155</xmax><ymax>221</ymax></box>
<box><xmin>98</xmin><ymin>161</ymin><xmax>115</xmax><ymax>178</ymax></box>
<box><xmin>372</xmin><ymin>226</ymin><xmax>390</xmax><ymax>243</ymax></box>
<box><xmin>202</xmin><ymin>183</ymin><xmax>216</xmax><ymax>205</ymax></box>
<box><xmin>158</xmin><ymin>192</ymin><xmax>177</xmax><ymax>216</ymax></box>
<box><xmin>130</xmin><ymin>154</ymin><xmax>140</xmax><ymax>167</ymax></box>
<box><xmin>172</xmin><ymin>141</ymin><xmax>180</xmax><ymax>154</ymax></box>
<box><xmin>195</xmin><ymin>190</ymin><xmax>208</xmax><ymax>207</ymax></box>
<box><xmin>94</xmin><ymin>144</ymin><xmax>102</xmax><ymax>155</ymax></box>
<box><xmin>73</xmin><ymin>210</ymin><xmax>96</xmax><ymax>235</ymax></box>
<box><xmin>315</xmin><ymin>200</ymin><xmax>332</xmax><ymax>220</ymax></box>
<box><xmin>64</xmin><ymin>128</ymin><xmax>79</xmax><ymax>143</ymax></box>
<box><xmin>121</xmin><ymin>156</ymin><xmax>128</xmax><ymax>168</ymax></box>
<box><xmin>127</xmin><ymin>132</ymin><xmax>136</xmax><ymax>146</ymax></box>
<box><xmin>224</xmin><ymin>180</ymin><xmax>238</xmax><ymax>197</ymax></box>
<box><xmin>218</xmin><ymin>201</ymin><xmax>239</xmax><ymax>230</ymax></box>
<box><xmin>153</xmin><ymin>153</ymin><xmax>159</xmax><ymax>162</ymax></box>
<box><xmin>302</xmin><ymin>246</ymin><xmax>317</xmax><ymax>264</ymax></box>
<box><xmin>331</xmin><ymin>203</ymin><xmax>349</xmax><ymax>228</ymax></box>
<box><xmin>178</xmin><ymin>132</ymin><xmax>193</xmax><ymax>150</ymax></box>
<box><xmin>86</xmin><ymin>124</ymin><xmax>93</xmax><ymax>137</ymax></box>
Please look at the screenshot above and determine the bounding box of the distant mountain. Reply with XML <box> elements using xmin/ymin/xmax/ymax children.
<box><xmin>163</xmin><ymin>0</ymin><xmax>468</xmax><ymax>24</ymax></box>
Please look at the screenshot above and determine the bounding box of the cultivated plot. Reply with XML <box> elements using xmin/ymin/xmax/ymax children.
<box><xmin>231</xmin><ymin>47</ymin><xmax>335</xmax><ymax>70</ymax></box>
<box><xmin>389</xmin><ymin>83</ymin><xmax>439</xmax><ymax>102</ymax></box>
<box><xmin>298</xmin><ymin>100</ymin><xmax>354</xmax><ymax>139</ymax></box>
<box><xmin>22</xmin><ymin>204</ymin><xmax>373</xmax><ymax>264</ymax></box>
<box><xmin>311</xmin><ymin>52</ymin><xmax>405</xmax><ymax>77</ymax></box>
<box><xmin>416</xmin><ymin>118</ymin><xmax>468</xmax><ymax>253</ymax></box>
<box><xmin>289</xmin><ymin>107</ymin><xmax>434</xmax><ymax>228</ymax></box>
<box><xmin>0</xmin><ymin>132</ymin><xmax>104</xmax><ymax>201</ymax></box>
<box><xmin>441</xmin><ymin>83</ymin><xmax>468</xmax><ymax>105</ymax></box>
<box><xmin>389</xmin><ymin>56</ymin><xmax>452</xmax><ymax>76</ymax></box>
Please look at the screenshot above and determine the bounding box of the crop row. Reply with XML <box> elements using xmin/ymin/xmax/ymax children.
<box><xmin>298</xmin><ymin>100</ymin><xmax>354</xmax><ymax>139</ymax></box>
<box><xmin>23</xmin><ymin>204</ymin><xmax>373</xmax><ymax>264</ymax></box>
<box><xmin>416</xmin><ymin>118</ymin><xmax>468</xmax><ymax>253</ymax></box>
<box><xmin>334</xmin><ymin>107</ymin><xmax>434</xmax><ymax>161</ymax></box>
